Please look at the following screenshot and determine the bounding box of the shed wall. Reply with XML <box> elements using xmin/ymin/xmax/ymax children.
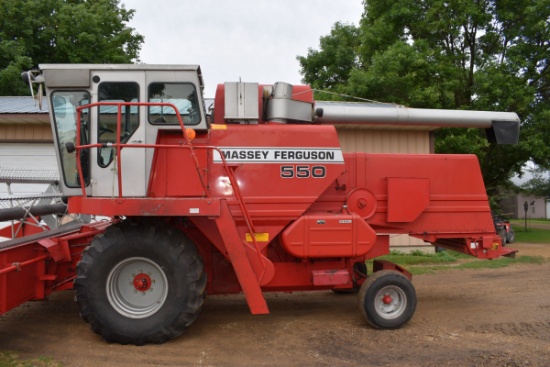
<box><xmin>336</xmin><ymin>128</ymin><xmax>431</xmax><ymax>154</ymax></box>
<box><xmin>0</xmin><ymin>124</ymin><xmax>52</xmax><ymax>142</ymax></box>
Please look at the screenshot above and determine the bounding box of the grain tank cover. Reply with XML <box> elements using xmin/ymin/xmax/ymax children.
<box><xmin>224</xmin><ymin>82</ymin><xmax>259</xmax><ymax>124</ymax></box>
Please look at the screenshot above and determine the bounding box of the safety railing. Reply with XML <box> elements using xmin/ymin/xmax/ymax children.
<box><xmin>73</xmin><ymin>102</ymin><xmax>206</xmax><ymax>197</ymax></box>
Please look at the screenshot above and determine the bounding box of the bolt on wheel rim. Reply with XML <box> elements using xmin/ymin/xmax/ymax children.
<box><xmin>106</xmin><ymin>257</ymin><xmax>168</xmax><ymax>319</ymax></box>
<box><xmin>374</xmin><ymin>285</ymin><xmax>407</xmax><ymax>320</ymax></box>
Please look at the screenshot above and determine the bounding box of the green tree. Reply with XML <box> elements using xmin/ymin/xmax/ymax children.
<box><xmin>298</xmin><ymin>0</ymin><xmax>550</xmax><ymax>197</ymax></box>
<box><xmin>299</xmin><ymin>22</ymin><xmax>361</xmax><ymax>93</ymax></box>
<box><xmin>0</xmin><ymin>0</ymin><xmax>143</xmax><ymax>96</ymax></box>
<box><xmin>521</xmin><ymin>166</ymin><xmax>550</xmax><ymax>198</ymax></box>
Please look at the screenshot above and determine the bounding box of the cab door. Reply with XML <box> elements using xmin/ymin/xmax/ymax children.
<box><xmin>89</xmin><ymin>71</ymin><xmax>147</xmax><ymax>197</ymax></box>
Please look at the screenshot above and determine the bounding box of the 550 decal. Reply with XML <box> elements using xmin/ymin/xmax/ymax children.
<box><xmin>280</xmin><ymin>165</ymin><xmax>327</xmax><ymax>178</ymax></box>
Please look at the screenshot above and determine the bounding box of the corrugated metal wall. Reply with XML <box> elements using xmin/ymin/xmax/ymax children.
<box><xmin>0</xmin><ymin>124</ymin><xmax>52</xmax><ymax>142</ymax></box>
<box><xmin>336</xmin><ymin>128</ymin><xmax>431</xmax><ymax>154</ymax></box>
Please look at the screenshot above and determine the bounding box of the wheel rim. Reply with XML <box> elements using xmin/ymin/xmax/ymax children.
<box><xmin>106</xmin><ymin>257</ymin><xmax>168</xmax><ymax>319</ymax></box>
<box><xmin>374</xmin><ymin>285</ymin><xmax>407</xmax><ymax>320</ymax></box>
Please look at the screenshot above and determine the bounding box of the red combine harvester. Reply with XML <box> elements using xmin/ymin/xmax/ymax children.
<box><xmin>0</xmin><ymin>64</ymin><xmax>519</xmax><ymax>345</ymax></box>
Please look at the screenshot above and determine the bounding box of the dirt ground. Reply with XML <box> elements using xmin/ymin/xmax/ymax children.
<box><xmin>1</xmin><ymin>242</ymin><xmax>549</xmax><ymax>367</ymax></box>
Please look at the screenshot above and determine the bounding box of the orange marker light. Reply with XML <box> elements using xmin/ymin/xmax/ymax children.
<box><xmin>185</xmin><ymin>128</ymin><xmax>196</xmax><ymax>141</ymax></box>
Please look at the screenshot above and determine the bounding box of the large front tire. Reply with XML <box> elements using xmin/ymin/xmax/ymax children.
<box><xmin>75</xmin><ymin>219</ymin><xmax>206</xmax><ymax>345</ymax></box>
<box><xmin>358</xmin><ymin>270</ymin><xmax>416</xmax><ymax>329</ymax></box>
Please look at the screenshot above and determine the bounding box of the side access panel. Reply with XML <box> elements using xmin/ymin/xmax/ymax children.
<box><xmin>281</xmin><ymin>212</ymin><xmax>377</xmax><ymax>258</ymax></box>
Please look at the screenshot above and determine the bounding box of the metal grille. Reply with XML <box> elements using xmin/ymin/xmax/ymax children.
<box><xmin>0</xmin><ymin>194</ymin><xmax>63</xmax><ymax>210</ymax></box>
<box><xmin>0</xmin><ymin>167</ymin><xmax>59</xmax><ymax>184</ymax></box>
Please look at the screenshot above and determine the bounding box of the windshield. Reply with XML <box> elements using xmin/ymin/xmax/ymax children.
<box><xmin>51</xmin><ymin>91</ymin><xmax>90</xmax><ymax>188</ymax></box>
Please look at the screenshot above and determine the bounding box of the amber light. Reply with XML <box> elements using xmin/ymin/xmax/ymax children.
<box><xmin>185</xmin><ymin>128</ymin><xmax>196</xmax><ymax>141</ymax></box>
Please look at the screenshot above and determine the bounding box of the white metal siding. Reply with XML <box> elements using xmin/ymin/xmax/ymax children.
<box><xmin>0</xmin><ymin>143</ymin><xmax>58</xmax><ymax>197</ymax></box>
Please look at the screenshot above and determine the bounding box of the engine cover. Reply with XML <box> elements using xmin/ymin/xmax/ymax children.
<box><xmin>281</xmin><ymin>212</ymin><xmax>377</xmax><ymax>258</ymax></box>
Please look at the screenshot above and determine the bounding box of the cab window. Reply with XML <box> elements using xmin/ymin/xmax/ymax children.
<box><xmin>97</xmin><ymin>82</ymin><xmax>139</xmax><ymax>167</ymax></box>
<box><xmin>148</xmin><ymin>83</ymin><xmax>201</xmax><ymax>126</ymax></box>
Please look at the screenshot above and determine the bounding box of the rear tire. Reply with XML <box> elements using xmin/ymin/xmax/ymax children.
<box><xmin>499</xmin><ymin>228</ymin><xmax>507</xmax><ymax>246</ymax></box>
<box><xmin>358</xmin><ymin>270</ymin><xmax>416</xmax><ymax>329</ymax></box>
<box><xmin>74</xmin><ymin>219</ymin><xmax>206</xmax><ymax>345</ymax></box>
<box><xmin>506</xmin><ymin>227</ymin><xmax>515</xmax><ymax>244</ymax></box>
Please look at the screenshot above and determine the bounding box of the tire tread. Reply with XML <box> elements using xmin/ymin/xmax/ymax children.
<box><xmin>74</xmin><ymin>218</ymin><xmax>206</xmax><ymax>345</ymax></box>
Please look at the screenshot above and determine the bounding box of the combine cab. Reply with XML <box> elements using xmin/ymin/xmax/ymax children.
<box><xmin>0</xmin><ymin>64</ymin><xmax>519</xmax><ymax>345</ymax></box>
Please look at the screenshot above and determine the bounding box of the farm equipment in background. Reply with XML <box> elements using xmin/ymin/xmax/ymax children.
<box><xmin>493</xmin><ymin>212</ymin><xmax>515</xmax><ymax>245</ymax></box>
<box><xmin>0</xmin><ymin>64</ymin><xmax>519</xmax><ymax>345</ymax></box>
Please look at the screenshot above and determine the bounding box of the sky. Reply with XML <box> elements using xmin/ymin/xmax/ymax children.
<box><xmin>121</xmin><ymin>0</ymin><xmax>364</xmax><ymax>97</ymax></box>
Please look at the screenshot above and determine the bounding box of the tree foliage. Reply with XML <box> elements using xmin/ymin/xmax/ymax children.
<box><xmin>0</xmin><ymin>0</ymin><xmax>143</xmax><ymax>96</ymax></box>
<box><xmin>521</xmin><ymin>166</ymin><xmax>550</xmax><ymax>198</ymax></box>
<box><xmin>299</xmin><ymin>22</ymin><xmax>361</xmax><ymax>93</ymax></box>
<box><xmin>298</xmin><ymin>0</ymin><xmax>550</xmax><ymax>197</ymax></box>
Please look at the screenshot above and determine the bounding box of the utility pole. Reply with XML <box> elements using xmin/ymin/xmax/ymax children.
<box><xmin>523</xmin><ymin>200</ymin><xmax>529</xmax><ymax>232</ymax></box>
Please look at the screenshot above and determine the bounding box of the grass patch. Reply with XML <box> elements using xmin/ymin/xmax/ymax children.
<box><xmin>513</xmin><ymin>218</ymin><xmax>550</xmax><ymax>225</ymax></box>
<box><xmin>514</xmin><ymin>229</ymin><xmax>550</xmax><ymax>243</ymax></box>
<box><xmin>509</xmin><ymin>219</ymin><xmax>550</xmax><ymax>243</ymax></box>
<box><xmin>410</xmin><ymin>255</ymin><xmax>545</xmax><ymax>274</ymax></box>
<box><xmin>367</xmin><ymin>250</ymin><xmax>545</xmax><ymax>275</ymax></box>
<box><xmin>375</xmin><ymin>250</ymin><xmax>466</xmax><ymax>265</ymax></box>
<box><xmin>0</xmin><ymin>352</ymin><xmax>61</xmax><ymax>367</ymax></box>
<box><xmin>458</xmin><ymin>255</ymin><xmax>544</xmax><ymax>269</ymax></box>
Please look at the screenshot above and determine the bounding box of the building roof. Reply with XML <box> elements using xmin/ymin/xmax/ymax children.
<box><xmin>0</xmin><ymin>96</ymin><xmax>49</xmax><ymax>114</ymax></box>
<box><xmin>0</xmin><ymin>96</ymin><xmax>49</xmax><ymax>124</ymax></box>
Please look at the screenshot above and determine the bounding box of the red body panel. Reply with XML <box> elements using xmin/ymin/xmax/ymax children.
<box><xmin>314</xmin><ymin>153</ymin><xmax>495</xmax><ymax>235</ymax></box>
<box><xmin>148</xmin><ymin>133</ymin><xmax>209</xmax><ymax>198</ymax></box>
<box><xmin>0</xmin><ymin>221</ymin><xmax>111</xmax><ymax>315</ymax></box>
<box><xmin>282</xmin><ymin>212</ymin><xmax>377</xmax><ymax>258</ymax></box>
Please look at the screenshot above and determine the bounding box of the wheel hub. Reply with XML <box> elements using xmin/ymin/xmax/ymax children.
<box><xmin>106</xmin><ymin>257</ymin><xmax>168</xmax><ymax>319</ymax></box>
<box><xmin>375</xmin><ymin>285</ymin><xmax>407</xmax><ymax>320</ymax></box>
<box><xmin>133</xmin><ymin>273</ymin><xmax>152</xmax><ymax>291</ymax></box>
